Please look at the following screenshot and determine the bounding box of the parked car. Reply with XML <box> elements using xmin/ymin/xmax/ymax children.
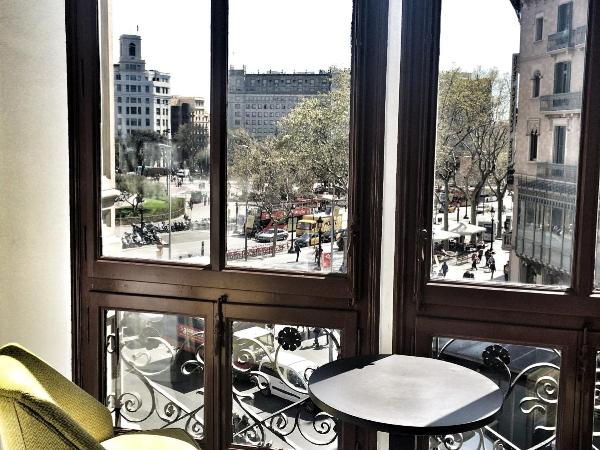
<box><xmin>256</xmin><ymin>228</ymin><xmax>288</xmax><ymax>243</ymax></box>
<box><xmin>232</xmin><ymin>326</ymin><xmax>275</xmax><ymax>373</ymax></box>
<box><xmin>255</xmin><ymin>352</ymin><xmax>317</xmax><ymax>404</ymax></box>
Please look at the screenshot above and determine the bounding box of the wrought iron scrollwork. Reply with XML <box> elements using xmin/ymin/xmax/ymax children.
<box><xmin>232</xmin><ymin>326</ymin><xmax>341</xmax><ymax>448</ymax></box>
<box><xmin>431</xmin><ymin>339</ymin><xmax>560</xmax><ymax>450</ymax></box>
<box><xmin>105</xmin><ymin>317</ymin><xmax>206</xmax><ymax>441</ymax></box>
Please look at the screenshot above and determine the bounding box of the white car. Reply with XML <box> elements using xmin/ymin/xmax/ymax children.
<box><xmin>255</xmin><ymin>352</ymin><xmax>317</xmax><ymax>403</ymax></box>
<box><xmin>256</xmin><ymin>229</ymin><xmax>288</xmax><ymax>243</ymax></box>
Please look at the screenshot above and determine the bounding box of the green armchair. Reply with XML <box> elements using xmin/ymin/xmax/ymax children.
<box><xmin>0</xmin><ymin>344</ymin><xmax>200</xmax><ymax>449</ymax></box>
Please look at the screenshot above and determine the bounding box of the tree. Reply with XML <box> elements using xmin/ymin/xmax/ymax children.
<box><xmin>436</xmin><ymin>69</ymin><xmax>511</xmax><ymax>226</ymax></box>
<box><xmin>173</xmin><ymin>122</ymin><xmax>209</xmax><ymax>172</ymax></box>
<box><xmin>115</xmin><ymin>173</ymin><xmax>166</xmax><ymax>226</ymax></box>
<box><xmin>277</xmin><ymin>70</ymin><xmax>350</xmax><ymax>198</ymax></box>
<box><xmin>126</xmin><ymin>130</ymin><xmax>164</xmax><ymax>171</ymax></box>
<box><xmin>488</xmin><ymin>150</ymin><xmax>511</xmax><ymax>238</ymax></box>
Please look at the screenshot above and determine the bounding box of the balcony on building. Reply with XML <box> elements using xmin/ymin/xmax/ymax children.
<box><xmin>535</xmin><ymin>162</ymin><xmax>578</xmax><ymax>184</ymax></box>
<box><xmin>539</xmin><ymin>92</ymin><xmax>582</xmax><ymax>113</ymax></box>
<box><xmin>547</xmin><ymin>25</ymin><xmax>587</xmax><ymax>53</ymax></box>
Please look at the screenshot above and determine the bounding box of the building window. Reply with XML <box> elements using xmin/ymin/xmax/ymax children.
<box><xmin>156</xmin><ymin>108</ymin><xmax>161</xmax><ymax>115</ymax></box>
<box><xmin>529</xmin><ymin>131</ymin><xmax>538</xmax><ymax>161</ymax></box>
<box><xmin>532</xmin><ymin>72</ymin><xmax>541</xmax><ymax>98</ymax></box>
<box><xmin>156</xmin><ymin>119</ymin><xmax>160</xmax><ymax>127</ymax></box>
<box><xmin>553</xmin><ymin>125</ymin><xmax>566</xmax><ymax>164</ymax></box>
<box><xmin>146</xmin><ymin>107</ymin><xmax>150</xmax><ymax>115</ymax></box>
<box><xmin>535</xmin><ymin>16</ymin><xmax>543</xmax><ymax>41</ymax></box>
<box><xmin>554</xmin><ymin>61</ymin><xmax>571</xmax><ymax>94</ymax></box>
<box><xmin>116</xmin><ymin>84</ymin><xmax>121</xmax><ymax>92</ymax></box>
<box><xmin>557</xmin><ymin>2</ymin><xmax>573</xmax><ymax>33</ymax></box>
<box><xmin>129</xmin><ymin>42</ymin><xmax>136</xmax><ymax>57</ymax></box>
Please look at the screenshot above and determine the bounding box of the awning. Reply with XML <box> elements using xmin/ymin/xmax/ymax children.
<box><xmin>448</xmin><ymin>222</ymin><xmax>486</xmax><ymax>236</ymax></box>
<box><xmin>432</xmin><ymin>227</ymin><xmax>461</xmax><ymax>241</ymax></box>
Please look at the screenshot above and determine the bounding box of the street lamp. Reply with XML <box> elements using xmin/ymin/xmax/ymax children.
<box><xmin>490</xmin><ymin>206</ymin><xmax>496</xmax><ymax>252</ymax></box>
<box><xmin>288</xmin><ymin>204</ymin><xmax>296</xmax><ymax>253</ymax></box>
<box><xmin>316</xmin><ymin>216</ymin><xmax>323</xmax><ymax>270</ymax></box>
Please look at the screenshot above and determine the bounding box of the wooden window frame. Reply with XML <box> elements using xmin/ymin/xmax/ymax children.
<box><xmin>394</xmin><ymin>0</ymin><xmax>600</xmax><ymax>448</ymax></box>
<box><xmin>66</xmin><ymin>0</ymin><xmax>388</xmax><ymax>448</ymax></box>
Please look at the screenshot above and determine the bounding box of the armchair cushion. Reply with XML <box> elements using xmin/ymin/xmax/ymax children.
<box><xmin>0</xmin><ymin>343</ymin><xmax>114</xmax><ymax>443</ymax></box>
<box><xmin>101</xmin><ymin>428</ymin><xmax>200</xmax><ymax>450</ymax></box>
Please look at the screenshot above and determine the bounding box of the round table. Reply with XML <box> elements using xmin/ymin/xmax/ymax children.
<box><xmin>308</xmin><ymin>354</ymin><xmax>504</xmax><ymax>449</ymax></box>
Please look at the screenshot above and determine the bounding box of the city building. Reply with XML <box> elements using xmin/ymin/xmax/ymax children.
<box><xmin>227</xmin><ymin>67</ymin><xmax>332</xmax><ymax>138</ymax></box>
<box><xmin>511</xmin><ymin>0</ymin><xmax>587</xmax><ymax>284</ymax></box>
<box><xmin>170</xmin><ymin>96</ymin><xmax>209</xmax><ymax>136</ymax></box>
<box><xmin>113</xmin><ymin>34</ymin><xmax>172</xmax><ymax>140</ymax></box>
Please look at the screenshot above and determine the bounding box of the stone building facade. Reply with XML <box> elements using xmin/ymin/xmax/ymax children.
<box><xmin>113</xmin><ymin>34</ymin><xmax>172</xmax><ymax>140</ymax></box>
<box><xmin>511</xmin><ymin>0</ymin><xmax>588</xmax><ymax>284</ymax></box>
<box><xmin>227</xmin><ymin>67</ymin><xmax>332</xmax><ymax>138</ymax></box>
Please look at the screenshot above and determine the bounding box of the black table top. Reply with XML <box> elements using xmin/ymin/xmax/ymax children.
<box><xmin>308</xmin><ymin>354</ymin><xmax>504</xmax><ymax>436</ymax></box>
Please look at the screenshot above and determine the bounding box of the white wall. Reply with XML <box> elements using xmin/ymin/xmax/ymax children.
<box><xmin>0</xmin><ymin>1</ymin><xmax>72</xmax><ymax>377</ymax></box>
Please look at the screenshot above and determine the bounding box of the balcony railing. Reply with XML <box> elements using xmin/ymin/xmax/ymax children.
<box><xmin>547</xmin><ymin>25</ymin><xmax>587</xmax><ymax>52</ymax></box>
<box><xmin>539</xmin><ymin>92</ymin><xmax>582</xmax><ymax>112</ymax></box>
<box><xmin>536</xmin><ymin>162</ymin><xmax>578</xmax><ymax>183</ymax></box>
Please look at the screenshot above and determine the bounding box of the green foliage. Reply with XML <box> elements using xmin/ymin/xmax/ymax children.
<box><xmin>116</xmin><ymin>198</ymin><xmax>185</xmax><ymax>219</ymax></box>
<box><xmin>173</xmin><ymin>123</ymin><xmax>209</xmax><ymax>170</ymax></box>
<box><xmin>116</xmin><ymin>174</ymin><xmax>167</xmax><ymax>201</ymax></box>
<box><xmin>126</xmin><ymin>130</ymin><xmax>164</xmax><ymax>168</ymax></box>
<box><xmin>435</xmin><ymin>68</ymin><xmax>511</xmax><ymax>224</ymax></box>
<box><xmin>228</xmin><ymin>70</ymin><xmax>350</xmax><ymax>207</ymax></box>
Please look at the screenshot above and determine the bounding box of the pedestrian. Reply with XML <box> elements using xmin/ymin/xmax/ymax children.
<box><xmin>484</xmin><ymin>249</ymin><xmax>491</xmax><ymax>266</ymax></box>
<box><xmin>471</xmin><ymin>252</ymin><xmax>479</xmax><ymax>270</ymax></box>
<box><xmin>503</xmin><ymin>263</ymin><xmax>509</xmax><ymax>281</ymax></box>
<box><xmin>313</xmin><ymin>327</ymin><xmax>321</xmax><ymax>348</ymax></box>
<box><xmin>489</xmin><ymin>255</ymin><xmax>496</xmax><ymax>279</ymax></box>
<box><xmin>478</xmin><ymin>249</ymin><xmax>484</xmax><ymax>262</ymax></box>
<box><xmin>188</xmin><ymin>199</ymin><xmax>194</xmax><ymax>210</ymax></box>
<box><xmin>294</xmin><ymin>240</ymin><xmax>301</xmax><ymax>262</ymax></box>
<box><xmin>441</xmin><ymin>261</ymin><xmax>449</xmax><ymax>278</ymax></box>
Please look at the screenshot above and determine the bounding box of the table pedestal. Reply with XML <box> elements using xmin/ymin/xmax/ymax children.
<box><xmin>389</xmin><ymin>434</ymin><xmax>416</xmax><ymax>450</ymax></box>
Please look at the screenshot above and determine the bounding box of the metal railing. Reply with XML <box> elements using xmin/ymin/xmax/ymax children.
<box><xmin>540</xmin><ymin>92</ymin><xmax>582</xmax><ymax>112</ymax></box>
<box><xmin>547</xmin><ymin>25</ymin><xmax>587</xmax><ymax>52</ymax></box>
<box><xmin>535</xmin><ymin>162</ymin><xmax>578</xmax><ymax>183</ymax></box>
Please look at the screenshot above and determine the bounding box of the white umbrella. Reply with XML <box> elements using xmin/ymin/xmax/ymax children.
<box><xmin>448</xmin><ymin>222</ymin><xmax>486</xmax><ymax>236</ymax></box>
<box><xmin>432</xmin><ymin>227</ymin><xmax>461</xmax><ymax>242</ymax></box>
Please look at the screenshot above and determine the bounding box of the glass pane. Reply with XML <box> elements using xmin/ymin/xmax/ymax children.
<box><xmin>430</xmin><ymin>338</ymin><xmax>561</xmax><ymax>450</ymax></box>
<box><xmin>431</xmin><ymin>0</ymin><xmax>587</xmax><ymax>286</ymax></box>
<box><xmin>105</xmin><ymin>310</ymin><xmax>206</xmax><ymax>440</ymax></box>
<box><xmin>99</xmin><ymin>0</ymin><xmax>211</xmax><ymax>265</ymax></box>
<box><xmin>231</xmin><ymin>321</ymin><xmax>341</xmax><ymax>448</ymax></box>
<box><xmin>226</xmin><ymin>0</ymin><xmax>352</xmax><ymax>273</ymax></box>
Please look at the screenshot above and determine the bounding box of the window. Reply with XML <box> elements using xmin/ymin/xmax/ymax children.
<box><xmin>116</xmin><ymin>84</ymin><xmax>121</xmax><ymax>92</ymax></box>
<box><xmin>532</xmin><ymin>71</ymin><xmax>541</xmax><ymax>97</ymax></box>
<box><xmin>557</xmin><ymin>2</ymin><xmax>573</xmax><ymax>33</ymax></box>
<box><xmin>554</xmin><ymin>61</ymin><xmax>571</xmax><ymax>94</ymax></box>
<box><xmin>156</xmin><ymin>107</ymin><xmax>160</xmax><ymax>115</ymax></box>
<box><xmin>128</xmin><ymin>42</ymin><xmax>136</xmax><ymax>56</ymax></box>
<box><xmin>145</xmin><ymin>118</ymin><xmax>150</xmax><ymax>126</ymax></box>
<box><xmin>145</xmin><ymin>107</ymin><xmax>149</xmax><ymax>115</ymax></box>
<box><xmin>529</xmin><ymin>131</ymin><xmax>538</xmax><ymax>161</ymax></box>
<box><xmin>117</xmin><ymin>106</ymin><xmax>122</xmax><ymax>114</ymax></box>
<box><xmin>553</xmin><ymin>125</ymin><xmax>566</xmax><ymax>164</ymax></box>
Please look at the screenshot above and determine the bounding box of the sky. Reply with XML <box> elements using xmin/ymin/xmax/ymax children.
<box><xmin>111</xmin><ymin>0</ymin><xmax>520</xmax><ymax>102</ymax></box>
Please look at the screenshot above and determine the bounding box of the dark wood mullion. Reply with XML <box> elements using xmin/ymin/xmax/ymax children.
<box><xmin>577</xmin><ymin>331</ymin><xmax>599</xmax><ymax>450</ymax></box>
<box><xmin>572</xmin><ymin>0</ymin><xmax>600</xmax><ymax>297</ymax></box>
<box><xmin>65</xmin><ymin>0</ymin><xmax>102</xmax><ymax>387</ymax></box>
<box><xmin>210</xmin><ymin>0</ymin><xmax>228</xmax><ymax>271</ymax></box>
<box><xmin>392</xmin><ymin>0</ymin><xmax>441</xmax><ymax>354</ymax></box>
<box><xmin>351</xmin><ymin>0</ymin><xmax>389</xmax><ymax>361</ymax></box>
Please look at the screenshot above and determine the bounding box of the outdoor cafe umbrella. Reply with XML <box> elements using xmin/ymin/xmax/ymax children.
<box><xmin>448</xmin><ymin>221</ymin><xmax>486</xmax><ymax>236</ymax></box>
<box><xmin>432</xmin><ymin>227</ymin><xmax>461</xmax><ymax>242</ymax></box>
